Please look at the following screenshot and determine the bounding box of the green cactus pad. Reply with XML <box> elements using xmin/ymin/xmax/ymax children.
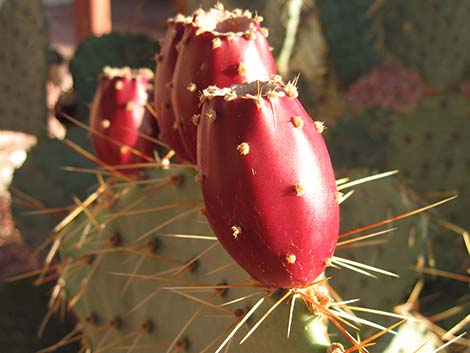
<box><xmin>383</xmin><ymin>95</ymin><xmax>470</xmax><ymax>284</ymax></box>
<box><xmin>383</xmin><ymin>1</ymin><xmax>470</xmax><ymax>88</ymax></box>
<box><xmin>316</xmin><ymin>0</ymin><xmax>384</xmax><ymax>85</ymax></box>
<box><xmin>0</xmin><ymin>0</ymin><xmax>48</xmax><ymax>136</ymax></box>
<box><xmin>58</xmin><ymin>166</ymin><xmax>334</xmax><ymax>353</ymax></box>
<box><xmin>54</xmin><ymin>165</ymin><xmax>460</xmax><ymax>352</ymax></box>
<box><xmin>384</xmin><ymin>95</ymin><xmax>470</xmax><ymax>230</ymax></box>
<box><xmin>330</xmin><ymin>170</ymin><xmax>426</xmax><ymax>311</ymax></box>
<box><xmin>326</xmin><ymin>108</ymin><xmax>391</xmax><ymax>170</ymax></box>
<box><xmin>382</xmin><ymin>317</ymin><xmax>439</xmax><ymax>353</ymax></box>
<box><xmin>278</xmin><ymin>2</ymin><xmax>328</xmax><ymax>112</ymax></box>
<box><xmin>10</xmin><ymin>127</ymin><xmax>97</xmax><ymax>250</ymax></box>
<box><xmin>69</xmin><ymin>33</ymin><xmax>160</xmax><ymax>122</ymax></box>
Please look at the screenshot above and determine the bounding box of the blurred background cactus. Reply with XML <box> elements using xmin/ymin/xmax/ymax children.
<box><xmin>1</xmin><ymin>0</ymin><xmax>469</xmax><ymax>352</ymax></box>
<box><xmin>0</xmin><ymin>0</ymin><xmax>49</xmax><ymax>137</ymax></box>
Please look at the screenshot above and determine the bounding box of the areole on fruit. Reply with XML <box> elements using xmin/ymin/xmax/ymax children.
<box><xmin>171</xmin><ymin>5</ymin><xmax>276</xmax><ymax>163</ymax></box>
<box><xmin>197</xmin><ymin>77</ymin><xmax>340</xmax><ymax>289</ymax></box>
<box><xmin>89</xmin><ymin>66</ymin><xmax>159</xmax><ymax>174</ymax></box>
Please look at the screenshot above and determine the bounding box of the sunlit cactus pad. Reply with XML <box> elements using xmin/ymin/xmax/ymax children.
<box><xmin>57</xmin><ymin>166</ymin><xmax>333</xmax><ymax>353</ymax></box>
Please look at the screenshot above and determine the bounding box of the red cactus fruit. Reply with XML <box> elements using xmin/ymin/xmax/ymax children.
<box><xmin>172</xmin><ymin>5</ymin><xmax>277</xmax><ymax>163</ymax></box>
<box><xmin>154</xmin><ymin>15</ymin><xmax>192</xmax><ymax>161</ymax></box>
<box><xmin>90</xmin><ymin>67</ymin><xmax>158</xmax><ymax>174</ymax></box>
<box><xmin>197</xmin><ymin>77</ymin><xmax>340</xmax><ymax>289</ymax></box>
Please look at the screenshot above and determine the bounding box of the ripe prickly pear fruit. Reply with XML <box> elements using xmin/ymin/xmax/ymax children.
<box><xmin>197</xmin><ymin>77</ymin><xmax>339</xmax><ymax>289</ymax></box>
<box><xmin>154</xmin><ymin>15</ymin><xmax>193</xmax><ymax>161</ymax></box>
<box><xmin>172</xmin><ymin>5</ymin><xmax>276</xmax><ymax>163</ymax></box>
<box><xmin>89</xmin><ymin>67</ymin><xmax>158</xmax><ymax>174</ymax></box>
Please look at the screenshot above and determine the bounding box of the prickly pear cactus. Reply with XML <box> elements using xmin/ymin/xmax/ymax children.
<box><xmin>198</xmin><ymin>79</ymin><xmax>338</xmax><ymax>289</ymax></box>
<box><xmin>285</xmin><ymin>5</ymin><xmax>328</xmax><ymax>111</ymax></box>
<box><xmin>330</xmin><ymin>170</ymin><xmax>425</xmax><ymax>310</ymax></box>
<box><xmin>313</xmin><ymin>1</ymin><xmax>470</xmax><ymax>90</ymax></box>
<box><xmin>315</xmin><ymin>0</ymin><xmax>384</xmax><ymax>85</ymax></box>
<box><xmin>184</xmin><ymin>1</ymin><xmax>329</xmax><ymax>112</ymax></box>
<box><xmin>69</xmin><ymin>33</ymin><xmax>160</xmax><ymax>123</ymax></box>
<box><xmin>49</xmin><ymin>164</ymin><xmax>459</xmax><ymax>353</ymax></box>
<box><xmin>57</xmin><ymin>166</ymin><xmax>333</xmax><ymax>353</ymax></box>
<box><xmin>0</xmin><ymin>0</ymin><xmax>48</xmax><ymax>136</ymax></box>
<box><xmin>384</xmin><ymin>96</ymin><xmax>470</xmax><ymax>229</ymax></box>
<box><xmin>89</xmin><ymin>67</ymin><xmax>159</xmax><ymax>174</ymax></box>
<box><xmin>382</xmin><ymin>1</ymin><xmax>470</xmax><ymax>88</ymax></box>
<box><xmin>309</xmin><ymin>0</ymin><xmax>470</xmax><ymax>298</ymax></box>
<box><xmin>10</xmin><ymin>127</ymin><xmax>96</xmax><ymax>250</ymax></box>
<box><xmin>13</xmin><ymin>3</ymin><xmax>467</xmax><ymax>352</ymax></box>
<box><xmin>171</xmin><ymin>7</ymin><xmax>276</xmax><ymax>163</ymax></box>
<box><xmin>383</xmin><ymin>318</ymin><xmax>440</xmax><ymax>353</ymax></box>
<box><xmin>382</xmin><ymin>95</ymin><xmax>470</xmax><ymax>286</ymax></box>
<box><xmin>154</xmin><ymin>15</ymin><xmax>191</xmax><ymax>161</ymax></box>
<box><xmin>326</xmin><ymin>108</ymin><xmax>390</xmax><ymax>170</ymax></box>
<box><xmin>325</xmin><ymin>99</ymin><xmax>469</xmax><ymax>324</ymax></box>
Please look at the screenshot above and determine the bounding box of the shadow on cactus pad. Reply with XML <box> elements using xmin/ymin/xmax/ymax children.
<box><xmin>0</xmin><ymin>279</ymin><xmax>78</xmax><ymax>353</ymax></box>
<box><xmin>10</xmin><ymin>127</ymin><xmax>97</xmax><ymax>251</ymax></box>
<box><xmin>326</xmin><ymin>108</ymin><xmax>391</xmax><ymax>170</ymax></box>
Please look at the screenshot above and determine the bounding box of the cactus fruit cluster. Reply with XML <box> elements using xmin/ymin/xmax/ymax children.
<box><xmin>156</xmin><ymin>6</ymin><xmax>276</xmax><ymax>163</ymax></box>
<box><xmin>7</xmin><ymin>2</ymin><xmax>469</xmax><ymax>353</ymax></box>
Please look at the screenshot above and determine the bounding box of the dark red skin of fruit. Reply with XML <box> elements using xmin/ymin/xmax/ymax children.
<box><xmin>90</xmin><ymin>73</ymin><xmax>158</xmax><ymax>174</ymax></box>
<box><xmin>197</xmin><ymin>91</ymin><xmax>339</xmax><ymax>289</ymax></box>
<box><xmin>172</xmin><ymin>20</ymin><xmax>276</xmax><ymax>164</ymax></box>
<box><xmin>154</xmin><ymin>20</ymin><xmax>192</xmax><ymax>162</ymax></box>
